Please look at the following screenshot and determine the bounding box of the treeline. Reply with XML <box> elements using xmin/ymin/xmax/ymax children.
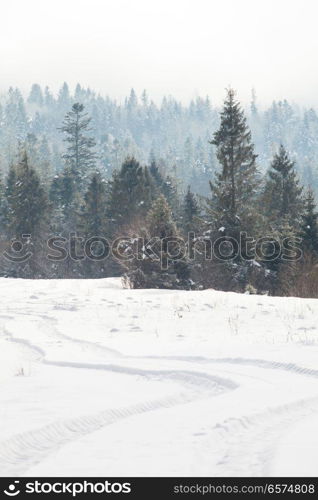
<box><xmin>0</xmin><ymin>89</ymin><xmax>318</xmax><ymax>297</ymax></box>
<box><xmin>1</xmin><ymin>83</ymin><xmax>318</xmax><ymax>197</ymax></box>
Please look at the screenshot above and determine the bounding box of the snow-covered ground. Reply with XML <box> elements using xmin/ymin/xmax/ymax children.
<box><xmin>1</xmin><ymin>277</ymin><xmax>318</xmax><ymax>477</ymax></box>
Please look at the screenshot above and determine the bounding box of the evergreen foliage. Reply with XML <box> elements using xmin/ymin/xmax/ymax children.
<box><xmin>209</xmin><ymin>88</ymin><xmax>259</xmax><ymax>230</ymax></box>
<box><xmin>263</xmin><ymin>144</ymin><xmax>303</xmax><ymax>223</ymax></box>
<box><xmin>107</xmin><ymin>157</ymin><xmax>153</xmax><ymax>230</ymax></box>
<box><xmin>81</xmin><ymin>171</ymin><xmax>108</xmax><ymax>237</ymax></box>
<box><xmin>59</xmin><ymin>103</ymin><xmax>97</xmax><ymax>187</ymax></box>
<box><xmin>0</xmin><ymin>85</ymin><xmax>316</xmax><ymax>296</ymax></box>
<box><xmin>299</xmin><ymin>188</ymin><xmax>318</xmax><ymax>254</ymax></box>
<box><xmin>123</xmin><ymin>195</ymin><xmax>191</xmax><ymax>289</ymax></box>
<box><xmin>182</xmin><ymin>186</ymin><xmax>200</xmax><ymax>234</ymax></box>
<box><xmin>6</xmin><ymin>152</ymin><xmax>48</xmax><ymax>238</ymax></box>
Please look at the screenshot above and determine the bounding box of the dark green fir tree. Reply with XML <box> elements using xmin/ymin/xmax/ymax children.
<box><xmin>108</xmin><ymin>157</ymin><xmax>152</xmax><ymax>230</ymax></box>
<box><xmin>81</xmin><ymin>171</ymin><xmax>108</xmax><ymax>237</ymax></box>
<box><xmin>263</xmin><ymin>144</ymin><xmax>303</xmax><ymax>224</ymax></box>
<box><xmin>59</xmin><ymin>103</ymin><xmax>97</xmax><ymax>188</ymax></box>
<box><xmin>182</xmin><ymin>186</ymin><xmax>200</xmax><ymax>234</ymax></box>
<box><xmin>209</xmin><ymin>88</ymin><xmax>259</xmax><ymax>231</ymax></box>
<box><xmin>299</xmin><ymin>188</ymin><xmax>318</xmax><ymax>254</ymax></box>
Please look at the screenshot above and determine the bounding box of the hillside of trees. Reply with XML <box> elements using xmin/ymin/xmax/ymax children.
<box><xmin>2</xmin><ymin>83</ymin><xmax>318</xmax><ymax>196</ymax></box>
<box><xmin>0</xmin><ymin>85</ymin><xmax>318</xmax><ymax>298</ymax></box>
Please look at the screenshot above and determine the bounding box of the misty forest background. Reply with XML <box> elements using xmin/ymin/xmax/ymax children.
<box><xmin>0</xmin><ymin>82</ymin><xmax>318</xmax><ymax>297</ymax></box>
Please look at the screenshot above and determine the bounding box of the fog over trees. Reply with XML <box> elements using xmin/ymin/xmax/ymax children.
<box><xmin>1</xmin><ymin>83</ymin><xmax>318</xmax><ymax>196</ymax></box>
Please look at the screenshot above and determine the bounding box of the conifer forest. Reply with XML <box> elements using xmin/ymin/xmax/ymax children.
<box><xmin>0</xmin><ymin>83</ymin><xmax>317</xmax><ymax>297</ymax></box>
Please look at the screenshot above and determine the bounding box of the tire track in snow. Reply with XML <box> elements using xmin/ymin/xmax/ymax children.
<box><xmin>143</xmin><ymin>355</ymin><xmax>318</xmax><ymax>380</ymax></box>
<box><xmin>7</xmin><ymin>313</ymin><xmax>318</xmax><ymax>383</ymax></box>
<box><xmin>0</xmin><ymin>322</ymin><xmax>236</xmax><ymax>476</ymax></box>
<box><xmin>206</xmin><ymin>395</ymin><xmax>318</xmax><ymax>476</ymax></box>
<box><xmin>3</xmin><ymin>311</ymin><xmax>122</xmax><ymax>359</ymax></box>
<box><xmin>8</xmin><ymin>308</ymin><xmax>318</xmax><ymax>383</ymax></box>
<box><xmin>0</xmin><ymin>393</ymin><xmax>204</xmax><ymax>476</ymax></box>
<box><xmin>138</xmin><ymin>355</ymin><xmax>318</xmax><ymax>475</ymax></box>
<box><xmin>2</xmin><ymin>320</ymin><xmax>237</xmax><ymax>392</ymax></box>
<box><xmin>3</xmin><ymin>314</ymin><xmax>318</xmax><ymax>476</ymax></box>
<box><xmin>45</xmin><ymin>359</ymin><xmax>238</xmax><ymax>391</ymax></box>
<box><xmin>34</xmin><ymin>313</ymin><xmax>318</xmax><ymax>382</ymax></box>
<box><xmin>39</xmin><ymin>316</ymin><xmax>123</xmax><ymax>359</ymax></box>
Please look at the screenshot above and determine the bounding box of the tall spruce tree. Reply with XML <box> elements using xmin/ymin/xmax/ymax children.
<box><xmin>299</xmin><ymin>188</ymin><xmax>318</xmax><ymax>254</ymax></box>
<box><xmin>59</xmin><ymin>103</ymin><xmax>97</xmax><ymax>188</ymax></box>
<box><xmin>209</xmin><ymin>88</ymin><xmax>258</xmax><ymax>229</ymax></box>
<box><xmin>263</xmin><ymin>144</ymin><xmax>303</xmax><ymax>223</ymax></box>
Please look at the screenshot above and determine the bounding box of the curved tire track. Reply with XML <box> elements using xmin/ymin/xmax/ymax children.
<box><xmin>3</xmin><ymin>312</ymin><xmax>318</xmax><ymax>476</ymax></box>
<box><xmin>0</xmin><ymin>320</ymin><xmax>236</xmax><ymax>476</ymax></box>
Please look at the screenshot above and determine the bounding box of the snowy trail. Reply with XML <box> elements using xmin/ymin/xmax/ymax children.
<box><xmin>0</xmin><ymin>316</ymin><xmax>233</xmax><ymax>475</ymax></box>
<box><xmin>0</xmin><ymin>389</ymin><xmax>224</xmax><ymax>477</ymax></box>
<box><xmin>1</xmin><ymin>278</ymin><xmax>318</xmax><ymax>476</ymax></box>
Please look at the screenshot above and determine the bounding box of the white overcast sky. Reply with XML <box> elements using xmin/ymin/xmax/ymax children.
<box><xmin>1</xmin><ymin>0</ymin><xmax>318</xmax><ymax>106</ymax></box>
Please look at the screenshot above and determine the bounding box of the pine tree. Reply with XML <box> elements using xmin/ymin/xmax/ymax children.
<box><xmin>123</xmin><ymin>195</ymin><xmax>191</xmax><ymax>290</ymax></box>
<box><xmin>38</xmin><ymin>136</ymin><xmax>53</xmax><ymax>184</ymax></box>
<box><xmin>209</xmin><ymin>88</ymin><xmax>258</xmax><ymax>229</ymax></box>
<box><xmin>182</xmin><ymin>186</ymin><xmax>200</xmax><ymax>234</ymax></box>
<box><xmin>25</xmin><ymin>133</ymin><xmax>39</xmax><ymax>169</ymax></box>
<box><xmin>44</xmin><ymin>86</ymin><xmax>54</xmax><ymax>107</ymax></box>
<box><xmin>2</xmin><ymin>164</ymin><xmax>16</xmax><ymax>232</ymax></box>
<box><xmin>57</xmin><ymin>82</ymin><xmax>71</xmax><ymax>109</ymax></box>
<box><xmin>148</xmin><ymin>160</ymin><xmax>179</xmax><ymax>212</ymax></box>
<box><xmin>59</xmin><ymin>103</ymin><xmax>97</xmax><ymax>188</ymax></box>
<box><xmin>81</xmin><ymin>171</ymin><xmax>108</xmax><ymax>237</ymax></box>
<box><xmin>143</xmin><ymin>166</ymin><xmax>156</xmax><ymax>203</ymax></box>
<box><xmin>299</xmin><ymin>188</ymin><xmax>318</xmax><ymax>254</ymax></box>
<box><xmin>149</xmin><ymin>160</ymin><xmax>164</xmax><ymax>192</ymax></box>
<box><xmin>75</xmin><ymin>83</ymin><xmax>86</xmax><ymax>103</ymax></box>
<box><xmin>28</xmin><ymin>84</ymin><xmax>43</xmax><ymax>107</ymax></box>
<box><xmin>107</xmin><ymin>157</ymin><xmax>152</xmax><ymax>230</ymax></box>
<box><xmin>263</xmin><ymin>145</ymin><xmax>303</xmax><ymax>223</ymax></box>
<box><xmin>49</xmin><ymin>166</ymin><xmax>81</xmax><ymax>229</ymax></box>
<box><xmin>147</xmin><ymin>195</ymin><xmax>178</xmax><ymax>240</ymax></box>
<box><xmin>162</xmin><ymin>175</ymin><xmax>179</xmax><ymax>215</ymax></box>
<box><xmin>274</xmin><ymin>219</ymin><xmax>300</xmax><ymax>295</ymax></box>
<box><xmin>6</xmin><ymin>152</ymin><xmax>48</xmax><ymax>238</ymax></box>
<box><xmin>77</xmin><ymin>171</ymin><xmax>112</xmax><ymax>277</ymax></box>
<box><xmin>147</xmin><ymin>195</ymin><xmax>191</xmax><ymax>289</ymax></box>
<box><xmin>3</xmin><ymin>88</ymin><xmax>28</xmax><ymax>164</ymax></box>
<box><xmin>3</xmin><ymin>152</ymin><xmax>49</xmax><ymax>277</ymax></box>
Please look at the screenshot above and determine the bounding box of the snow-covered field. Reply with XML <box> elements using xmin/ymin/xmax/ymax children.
<box><xmin>1</xmin><ymin>277</ymin><xmax>318</xmax><ymax>477</ymax></box>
